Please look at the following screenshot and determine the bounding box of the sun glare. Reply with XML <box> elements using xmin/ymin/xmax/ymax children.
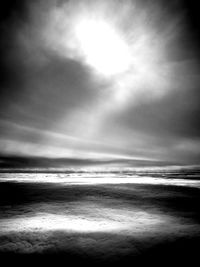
<box><xmin>74</xmin><ymin>19</ymin><xmax>132</xmax><ymax>76</ymax></box>
<box><xmin>0</xmin><ymin>210</ymin><xmax>167</xmax><ymax>234</ymax></box>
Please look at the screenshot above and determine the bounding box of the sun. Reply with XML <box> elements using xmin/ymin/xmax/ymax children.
<box><xmin>74</xmin><ymin>19</ymin><xmax>132</xmax><ymax>76</ymax></box>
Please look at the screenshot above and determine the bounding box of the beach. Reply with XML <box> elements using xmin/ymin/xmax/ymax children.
<box><xmin>0</xmin><ymin>171</ymin><xmax>200</xmax><ymax>265</ymax></box>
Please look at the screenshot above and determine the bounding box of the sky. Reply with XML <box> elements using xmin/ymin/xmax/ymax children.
<box><xmin>0</xmin><ymin>0</ymin><xmax>200</xmax><ymax>167</ymax></box>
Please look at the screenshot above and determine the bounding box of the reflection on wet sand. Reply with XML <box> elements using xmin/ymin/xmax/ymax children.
<box><xmin>0</xmin><ymin>173</ymin><xmax>200</xmax><ymax>265</ymax></box>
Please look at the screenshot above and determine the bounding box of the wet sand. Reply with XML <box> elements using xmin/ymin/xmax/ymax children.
<box><xmin>0</xmin><ymin>174</ymin><xmax>200</xmax><ymax>265</ymax></box>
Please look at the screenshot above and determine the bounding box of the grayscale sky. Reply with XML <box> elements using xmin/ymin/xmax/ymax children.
<box><xmin>0</xmin><ymin>0</ymin><xmax>200</xmax><ymax>167</ymax></box>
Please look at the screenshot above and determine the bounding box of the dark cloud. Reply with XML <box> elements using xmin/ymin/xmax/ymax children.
<box><xmin>0</xmin><ymin>155</ymin><xmax>176</xmax><ymax>170</ymax></box>
<box><xmin>109</xmin><ymin>85</ymin><xmax>200</xmax><ymax>139</ymax></box>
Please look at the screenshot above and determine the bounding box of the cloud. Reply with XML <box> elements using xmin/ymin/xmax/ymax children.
<box><xmin>0</xmin><ymin>0</ymin><xmax>199</xmax><ymax>164</ymax></box>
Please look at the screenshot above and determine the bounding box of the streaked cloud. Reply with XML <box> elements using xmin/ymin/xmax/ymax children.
<box><xmin>0</xmin><ymin>0</ymin><xmax>200</xmax><ymax>165</ymax></box>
